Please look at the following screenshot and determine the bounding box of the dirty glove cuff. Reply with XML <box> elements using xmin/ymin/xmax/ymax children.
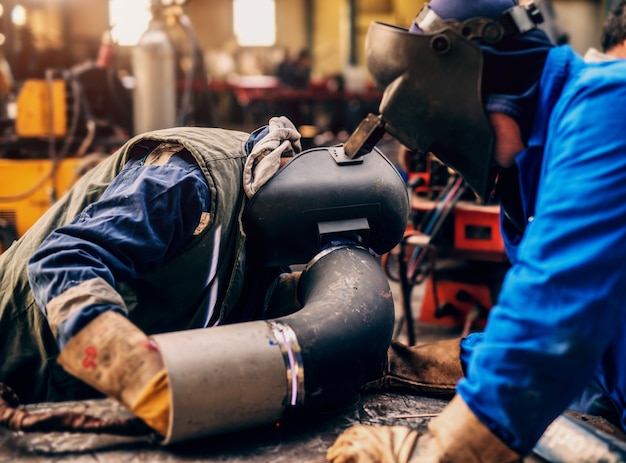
<box><xmin>129</xmin><ymin>369</ymin><xmax>170</xmax><ymax>435</ymax></box>
<box><xmin>57</xmin><ymin>310</ymin><xmax>171</xmax><ymax>435</ymax></box>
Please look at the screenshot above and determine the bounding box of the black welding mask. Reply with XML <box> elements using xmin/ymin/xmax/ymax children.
<box><xmin>365</xmin><ymin>1</ymin><xmax>547</xmax><ymax>202</ymax></box>
<box><xmin>242</xmin><ymin>146</ymin><xmax>410</xmax><ymax>267</ymax></box>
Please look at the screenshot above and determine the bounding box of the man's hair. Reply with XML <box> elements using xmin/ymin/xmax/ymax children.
<box><xmin>601</xmin><ymin>0</ymin><xmax>626</xmax><ymax>52</ymax></box>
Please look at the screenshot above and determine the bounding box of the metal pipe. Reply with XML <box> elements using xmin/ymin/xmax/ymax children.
<box><xmin>152</xmin><ymin>245</ymin><xmax>394</xmax><ymax>444</ymax></box>
<box><xmin>283</xmin><ymin>245</ymin><xmax>395</xmax><ymax>409</ymax></box>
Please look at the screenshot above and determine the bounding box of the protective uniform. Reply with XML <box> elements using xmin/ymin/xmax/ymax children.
<box><xmin>0</xmin><ymin>125</ymin><xmax>275</xmax><ymax>403</ymax></box>
<box><xmin>459</xmin><ymin>44</ymin><xmax>626</xmax><ymax>454</ymax></box>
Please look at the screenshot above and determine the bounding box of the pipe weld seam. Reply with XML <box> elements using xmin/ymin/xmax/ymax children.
<box><xmin>268</xmin><ymin>320</ymin><xmax>305</xmax><ymax>407</ymax></box>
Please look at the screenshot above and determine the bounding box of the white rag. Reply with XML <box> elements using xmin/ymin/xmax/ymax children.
<box><xmin>243</xmin><ymin>116</ymin><xmax>302</xmax><ymax>198</ymax></box>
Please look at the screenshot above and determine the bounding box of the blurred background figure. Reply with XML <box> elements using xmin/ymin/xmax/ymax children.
<box><xmin>277</xmin><ymin>48</ymin><xmax>311</xmax><ymax>89</ymax></box>
<box><xmin>585</xmin><ymin>0</ymin><xmax>626</xmax><ymax>61</ymax></box>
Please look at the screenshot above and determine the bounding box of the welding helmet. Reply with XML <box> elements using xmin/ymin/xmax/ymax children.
<box><xmin>366</xmin><ymin>0</ymin><xmax>553</xmax><ymax>202</ymax></box>
<box><xmin>243</xmin><ymin>145</ymin><xmax>409</xmax><ymax>267</ymax></box>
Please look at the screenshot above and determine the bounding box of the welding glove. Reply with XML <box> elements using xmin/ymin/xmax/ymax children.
<box><xmin>327</xmin><ymin>424</ymin><xmax>419</xmax><ymax>463</ymax></box>
<box><xmin>243</xmin><ymin>116</ymin><xmax>301</xmax><ymax>198</ymax></box>
<box><xmin>362</xmin><ymin>338</ymin><xmax>464</xmax><ymax>397</ymax></box>
<box><xmin>327</xmin><ymin>395</ymin><xmax>520</xmax><ymax>463</ymax></box>
<box><xmin>57</xmin><ymin>310</ymin><xmax>170</xmax><ymax>436</ymax></box>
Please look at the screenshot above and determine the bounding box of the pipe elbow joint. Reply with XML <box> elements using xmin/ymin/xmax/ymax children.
<box><xmin>153</xmin><ymin>245</ymin><xmax>394</xmax><ymax>444</ymax></box>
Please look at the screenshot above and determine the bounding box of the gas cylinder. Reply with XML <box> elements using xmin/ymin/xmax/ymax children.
<box><xmin>132</xmin><ymin>14</ymin><xmax>176</xmax><ymax>135</ymax></box>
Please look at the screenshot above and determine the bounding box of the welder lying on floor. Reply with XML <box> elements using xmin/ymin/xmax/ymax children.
<box><xmin>326</xmin><ymin>0</ymin><xmax>626</xmax><ymax>462</ymax></box>
<box><xmin>0</xmin><ymin>117</ymin><xmax>305</xmax><ymax>436</ymax></box>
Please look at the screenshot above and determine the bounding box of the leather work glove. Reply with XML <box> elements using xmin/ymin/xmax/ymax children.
<box><xmin>327</xmin><ymin>396</ymin><xmax>520</xmax><ymax>463</ymax></box>
<box><xmin>243</xmin><ymin>116</ymin><xmax>301</xmax><ymax>198</ymax></box>
<box><xmin>362</xmin><ymin>338</ymin><xmax>464</xmax><ymax>396</ymax></box>
<box><xmin>326</xmin><ymin>424</ymin><xmax>419</xmax><ymax>463</ymax></box>
<box><xmin>57</xmin><ymin>310</ymin><xmax>170</xmax><ymax>436</ymax></box>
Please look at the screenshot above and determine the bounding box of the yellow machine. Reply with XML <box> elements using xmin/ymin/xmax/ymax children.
<box><xmin>0</xmin><ymin>78</ymin><xmax>73</xmax><ymax>252</ymax></box>
<box><xmin>0</xmin><ymin>157</ymin><xmax>87</xmax><ymax>252</ymax></box>
<box><xmin>15</xmin><ymin>79</ymin><xmax>67</xmax><ymax>138</ymax></box>
<box><xmin>0</xmin><ymin>64</ymin><xmax>133</xmax><ymax>253</ymax></box>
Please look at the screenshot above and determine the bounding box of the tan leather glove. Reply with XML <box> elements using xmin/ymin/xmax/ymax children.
<box><xmin>57</xmin><ymin>310</ymin><xmax>170</xmax><ymax>436</ymax></box>
<box><xmin>421</xmin><ymin>395</ymin><xmax>520</xmax><ymax>462</ymax></box>
<box><xmin>327</xmin><ymin>424</ymin><xmax>419</xmax><ymax>463</ymax></box>
<box><xmin>327</xmin><ymin>396</ymin><xmax>520</xmax><ymax>463</ymax></box>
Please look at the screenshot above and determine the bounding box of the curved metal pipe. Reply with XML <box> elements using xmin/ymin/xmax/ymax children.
<box><xmin>152</xmin><ymin>245</ymin><xmax>394</xmax><ymax>444</ymax></box>
<box><xmin>283</xmin><ymin>245</ymin><xmax>395</xmax><ymax>408</ymax></box>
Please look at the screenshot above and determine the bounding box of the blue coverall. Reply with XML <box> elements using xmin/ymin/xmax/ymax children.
<box><xmin>457</xmin><ymin>45</ymin><xmax>626</xmax><ymax>454</ymax></box>
<box><xmin>27</xmin><ymin>127</ymin><xmax>269</xmax><ymax>350</ymax></box>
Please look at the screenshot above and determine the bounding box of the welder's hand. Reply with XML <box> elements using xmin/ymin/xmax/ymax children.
<box><xmin>421</xmin><ymin>395</ymin><xmax>521</xmax><ymax>463</ymax></box>
<box><xmin>243</xmin><ymin>116</ymin><xmax>301</xmax><ymax>198</ymax></box>
<box><xmin>326</xmin><ymin>424</ymin><xmax>419</xmax><ymax>463</ymax></box>
<box><xmin>57</xmin><ymin>311</ymin><xmax>170</xmax><ymax>436</ymax></box>
<box><xmin>326</xmin><ymin>395</ymin><xmax>521</xmax><ymax>463</ymax></box>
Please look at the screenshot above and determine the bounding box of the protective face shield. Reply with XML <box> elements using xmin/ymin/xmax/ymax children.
<box><xmin>365</xmin><ymin>2</ymin><xmax>544</xmax><ymax>202</ymax></box>
<box><xmin>243</xmin><ymin>145</ymin><xmax>410</xmax><ymax>267</ymax></box>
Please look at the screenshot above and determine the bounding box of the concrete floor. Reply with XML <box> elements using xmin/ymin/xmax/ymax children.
<box><xmin>0</xmin><ymin>392</ymin><xmax>450</xmax><ymax>463</ymax></box>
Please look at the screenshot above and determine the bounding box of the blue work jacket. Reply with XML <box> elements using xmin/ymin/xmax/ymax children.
<box><xmin>25</xmin><ymin>127</ymin><xmax>268</xmax><ymax>349</ymax></box>
<box><xmin>457</xmin><ymin>45</ymin><xmax>626</xmax><ymax>454</ymax></box>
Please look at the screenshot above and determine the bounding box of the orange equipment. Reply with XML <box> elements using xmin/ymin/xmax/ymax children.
<box><xmin>385</xmin><ymin>148</ymin><xmax>510</xmax><ymax>344</ymax></box>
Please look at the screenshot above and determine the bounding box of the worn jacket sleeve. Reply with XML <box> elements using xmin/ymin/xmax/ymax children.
<box><xmin>457</xmin><ymin>69</ymin><xmax>626</xmax><ymax>454</ymax></box>
<box><xmin>27</xmin><ymin>149</ymin><xmax>211</xmax><ymax>348</ymax></box>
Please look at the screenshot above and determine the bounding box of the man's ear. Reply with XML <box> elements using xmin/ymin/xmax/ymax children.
<box><xmin>488</xmin><ymin>112</ymin><xmax>525</xmax><ymax>169</ymax></box>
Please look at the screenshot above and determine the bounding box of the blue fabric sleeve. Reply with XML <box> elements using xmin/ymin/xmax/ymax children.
<box><xmin>245</xmin><ymin>126</ymin><xmax>270</xmax><ymax>154</ymax></box>
<box><xmin>27</xmin><ymin>149</ymin><xmax>211</xmax><ymax>347</ymax></box>
<box><xmin>457</xmin><ymin>72</ymin><xmax>626</xmax><ymax>453</ymax></box>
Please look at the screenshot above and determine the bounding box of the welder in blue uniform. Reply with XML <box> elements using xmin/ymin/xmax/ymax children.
<box><xmin>0</xmin><ymin>117</ymin><xmax>303</xmax><ymax>436</ymax></box>
<box><xmin>327</xmin><ymin>0</ymin><xmax>626</xmax><ymax>461</ymax></box>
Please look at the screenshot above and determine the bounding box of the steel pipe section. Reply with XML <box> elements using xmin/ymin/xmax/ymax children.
<box><xmin>152</xmin><ymin>245</ymin><xmax>394</xmax><ymax>444</ymax></box>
